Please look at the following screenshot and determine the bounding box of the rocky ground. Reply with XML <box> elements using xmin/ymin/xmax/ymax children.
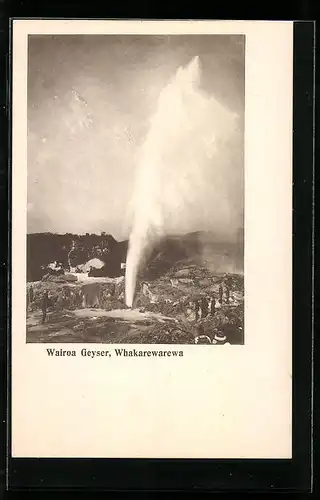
<box><xmin>26</xmin><ymin>265</ymin><xmax>244</xmax><ymax>345</ymax></box>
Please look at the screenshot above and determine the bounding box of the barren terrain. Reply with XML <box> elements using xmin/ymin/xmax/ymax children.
<box><xmin>26</xmin><ymin>264</ymin><xmax>244</xmax><ymax>345</ymax></box>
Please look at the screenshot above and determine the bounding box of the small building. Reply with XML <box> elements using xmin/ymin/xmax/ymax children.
<box><xmin>82</xmin><ymin>258</ymin><xmax>105</xmax><ymax>273</ymax></box>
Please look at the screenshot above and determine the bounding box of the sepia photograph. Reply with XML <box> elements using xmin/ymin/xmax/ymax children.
<box><xmin>12</xmin><ymin>20</ymin><xmax>293</xmax><ymax>460</ymax></box>
<box><xmin>26</xmin><ymin>34</ymin><xmax>245</xmax><ymax>345</ymax></box>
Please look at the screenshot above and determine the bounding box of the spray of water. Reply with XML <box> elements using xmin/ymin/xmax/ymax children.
<box><xmin>125</xmin><ymin>56</ymin><xmax>240</xmax><ymax>308</ymax></box>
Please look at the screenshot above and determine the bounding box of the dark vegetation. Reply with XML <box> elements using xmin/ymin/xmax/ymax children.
<box><xmin>27</xmin><ymin>230</ymin><xmax>243</xmax><ymax>281</ymax></box>
<box><xmin>27</xmin><ymin>232</ymin><xmax>128</xmax><ymax>281</ymax></box>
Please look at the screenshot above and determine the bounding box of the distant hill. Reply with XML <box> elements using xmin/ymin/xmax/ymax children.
<box><xmin>26</xmin><ymin>230</ymin><xmax>243</xmax><ymax>282</ymax></box>
<box><xmin>27</xmin><ymin>232</ymin><xmax>127</xmax><ymax>281</ymax></box>
<box><xmin>140</xmin><ymin>230</ymin><xmax>244</xmax><ymax>279</ymax></box>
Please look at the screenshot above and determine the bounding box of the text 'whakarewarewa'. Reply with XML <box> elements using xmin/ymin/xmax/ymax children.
<box><xmin>46</xmin><ymin>348</ymin><xmax>184</xmax><ymax>358</ymax></box>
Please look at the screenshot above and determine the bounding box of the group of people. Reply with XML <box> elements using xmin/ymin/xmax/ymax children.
<box><xmin>27</xmin><ymin>276</ymin><xmax>236</xmax><ymax>327</ymax></box>
<box><xmin>194</xmin><ymin>302</ymin><xmax>244</xmax><ymax>345</ymax></box>
<box><xmin>187</xmin><ymin>281</ymin><xmax>234</xmax><ymax>322</ymax></box>
<box><xmin>192</xmin><ymin>296</ymin><xmax>216</xmax><ymax>321</ymax></box>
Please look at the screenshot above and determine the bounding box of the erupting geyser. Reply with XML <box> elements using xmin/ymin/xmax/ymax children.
<box><xmin>125</xmin><ymin>56</ymin><xmax>239</xmax><ymax>308</ymax></box>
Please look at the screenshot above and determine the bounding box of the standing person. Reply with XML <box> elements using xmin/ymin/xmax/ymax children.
<box><xmin>41</xmin><ymin>290</ymin><xmax>49</xmax><ymax>324</ymax></box>
<box><xmin>219</xmin><ymin>283</ymin><xmax>223</xmax><ymax>304</ymax></box>
<box><xmin>194</xmin><ymin>299</ymin><xmax>201</xmax><ymax>321</ymax></box>
<box><xmin>210</xmin><ymin>296</ymin><xmax>216</xmax><ymax>316</ymax></box>
<box><xmin>225</xmin><ymin>285</ymin><xmax>230</xmax><ymax>304</ymax></box>
<box><xmin>201</xmin><ymin>297</ymin><xmax>209</xmax><ymax>318</ymax></box>
<box><xmin>186</xmin><ymin>301</ymin><xmax>195</xmax><ymax>322</ymax></box>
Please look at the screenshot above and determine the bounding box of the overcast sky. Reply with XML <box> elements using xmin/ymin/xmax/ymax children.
<box><xmin>27</xmin><ymin>34</ymin><xmax>245</xmax><ymax>241</ymax></box>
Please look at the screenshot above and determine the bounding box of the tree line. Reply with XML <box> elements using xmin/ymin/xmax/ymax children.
<box><xmin>27</xmin><ymin>232</ymin><xmax>128</xmax><ymax>281</ymax></box>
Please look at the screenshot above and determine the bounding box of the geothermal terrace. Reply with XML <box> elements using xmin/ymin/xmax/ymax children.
<box><xmin>26</xmin><ymin>266</ymin><xmax>244</xmax><ymax>345</ymax></box>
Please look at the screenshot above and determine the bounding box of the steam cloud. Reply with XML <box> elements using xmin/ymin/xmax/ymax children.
<box><xmin>125</xmin><ymin>56</ymin><xmax>241</xmax><ymax>308</ymax></box>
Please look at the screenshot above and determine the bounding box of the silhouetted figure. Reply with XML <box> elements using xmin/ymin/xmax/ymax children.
<box><xmin>213</xmin><ymin>330</ymin><xmax>227</xmax><ymax>344</ymax></box>
<box><xmin>225</xmin><ymin>285</ymin><xmax>230</xmax><ymax>304</ymax></box>
<box><xmin>194</xmin><ymin>300</ymin><xmax>201</xmax><ymax>321</ymax></box>
<box><xmin>219</xmin><ymin>284</ymin><xmax>223</xmax><ymax>304</ymax></box>
<box><xmin>41</xmin><ymin>290</ymin><xmax>49</xmax><ymax>324</ymax></box>
<box><xmin>201</xmin><ymin>297</ymin><xmax>209</xmax><ymax>318</ymax></box>
<box><xmin>210</xmin><ymin>297</ymin><xmax>216</xmax><ymax>316</ymax></box>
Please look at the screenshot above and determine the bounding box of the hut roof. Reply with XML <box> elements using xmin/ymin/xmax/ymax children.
<box><xmin>82</xmin><ymin>258</ymin><xmax>105</xmax><ymax>272</ymax></box>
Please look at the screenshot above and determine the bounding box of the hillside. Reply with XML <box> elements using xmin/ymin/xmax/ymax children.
<box><xmin>27</xmin><ymin>232</ymin><xmax>127</xmax><ymax>281</ymax></box>
<box><xmin>27</xmin><ymin>230</ymin><xmax>243</xmax><ymax>282</ymax></box>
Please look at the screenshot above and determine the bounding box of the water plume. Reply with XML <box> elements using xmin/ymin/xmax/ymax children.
<box><xmin>125</xmin><ymin>56</ymin><xmax>240</xmax><ymax>307</ymax></box>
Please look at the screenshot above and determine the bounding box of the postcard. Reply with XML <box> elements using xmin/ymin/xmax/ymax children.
<box><xmin>11</xmin><ymin>20</ymin><xmax>293</xmax><ymax>458</ymax></box>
